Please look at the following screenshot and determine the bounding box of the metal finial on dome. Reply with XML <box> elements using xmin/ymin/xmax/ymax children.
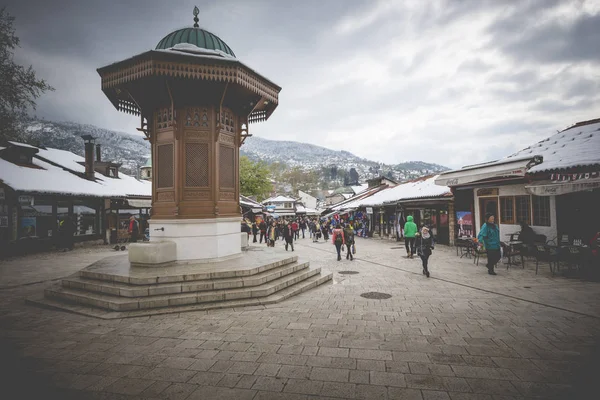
<box><xmin>193</xmin><ymin>6</ymin><xmax>199</xmax><ymax>28</ymax></box>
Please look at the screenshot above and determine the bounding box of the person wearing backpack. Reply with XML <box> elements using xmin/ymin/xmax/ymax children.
<box><xmin>332</xmin><ymin>225</ymin><xmax>345</xmax><ymax>261</ymax></box>
<box><xmin>128</xmin><ymin>215</ymin><xmax>140</xmax><ymax>243</ymax></box>
<box><xmin>415</xmin><ymin>226</ymin><xmax>434</xmax><ymax>277</ymax></box>
<box><xmin>343</xmin><ymin>224</ymin><xmax>355</xmax><ymax>260</ymax></box>
<box><xmin>403</xmin><ymin>215</ymin><xmax>418</xmax><ymax>258</ymax></box>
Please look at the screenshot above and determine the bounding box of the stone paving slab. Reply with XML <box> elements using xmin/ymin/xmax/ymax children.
<box><xmin>1</xmin><ymin>237</ymin><xmax>599</xmax><ymax>399</ymax></box>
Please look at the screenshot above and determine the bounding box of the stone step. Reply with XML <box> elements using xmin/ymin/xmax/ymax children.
<box><xmin>62</xmin><ymin>261</ymin><xmax>310</xmax><ymax>298</ymax></box>
<box><xmin>28</xmin><ymin>272</ymin><xmax>333</xmax><ymax>319</ymax></box>
<box><xmin>45</xmin><ymin>267</ymin><xmax>323</xmax><ymax>312</ymax></box>
<box><xmin>79</xmin><ymin>255</ymin><xmax>299</xmax><ymax>285</ymax></box>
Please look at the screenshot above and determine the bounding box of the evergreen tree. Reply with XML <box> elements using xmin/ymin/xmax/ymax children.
<box><xmin>0</xmin><ymin>8</ymin><xmax>53</xmax><ymax>141</ymax></box>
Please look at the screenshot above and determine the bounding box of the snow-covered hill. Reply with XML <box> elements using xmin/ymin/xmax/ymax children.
<box><xmin>241</xmin><ymin>136</ymin><xmax>448</xmax><ymax>181</ymax></box>
<box><xmin>14</xmin><ymin>120</ymin><xmax>448</xmax><ymax>181</ymax></box>
<box><xmin>20</xmin><ymin>120</ymin><xmax>150</xmax><ymax>176</ymax></box>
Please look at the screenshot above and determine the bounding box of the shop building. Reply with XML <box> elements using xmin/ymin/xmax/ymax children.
<box><xmin>435</xmin><ymin>118</ymin><xmax>600</xmax><ymax>245</ymax></box>
<box><xmin>262</xmin><ymin>195</ymin><xmax>297</xmax><ymax>218</ymax></box>
<box><xmin>0</xmin><ymin>140</ymin><xmax>151</xmax><ymax>255</ymax></box>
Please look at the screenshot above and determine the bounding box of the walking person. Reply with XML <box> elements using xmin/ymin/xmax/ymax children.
<box><xmin>252</xmin><ymin>221</ymin><xmax>258</xmax><ymax>243</ymax></box>
<box><xmin>58</xmin><ymin>216</ymin><xmax>75</xmax><ymax>251</ymax></box>
<box><xmin>403</xmin><ymin>215</ymin><xmax>417</xmax><ymax>258</ymax></box>
<box><xmin>259</xmin><ymin>220</ymin><xmax>267</xmax><ymax>244</ymax></box>
<box><xmin>415</xmin><ymin>226</ymin><xmax>434</xmax><ymax>277</ymax></box>
<box><xmin>128</xmin><ymin>215</ymin><xmax>140</xmax><ymax>243</ymax></box>
<box><xmin>478</xmin><ymin>213</ymin><xmax>500</xmax><ymax>275</ymax></box>
<box><xmin>343</xmin><ymin>223</ymin><xmax>355</xmax><ymax>260</ymax></box>
<box><xmin>322</xmin><ymin>221</ymin><xmax>330</xmax><ymax>241</ymax></box>
<box><xmin>332</xmin><ymin>224</ymin><xmax>345</xmax><ymax>261</ymax></box>
<box><xmin>284</xmin><ymin>221</ymin><xmax>295</xmax><ymax>251</ymax></box>
<box><xmin>300</xmin><ymin>219</ymin><xmax>307</xmax><ymax>239</ymax></box>
<box><xmin>292</xmin><ymin>220</ymin><xmax>299</xmax><ymax>241</ymax></box>
<box><xmin>267</xmin><ymin>222</ymin><xmax>277</xmax><ymax>247</ymax></box>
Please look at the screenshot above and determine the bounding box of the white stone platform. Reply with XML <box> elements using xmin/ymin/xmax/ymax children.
<box><xmin>31</xmin><ymin>247</ymin><xmax>332</xmax><ymax>319</ymax></box>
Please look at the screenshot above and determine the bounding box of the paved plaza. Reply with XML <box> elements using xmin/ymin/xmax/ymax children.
<box><xmin>1</xmin><ymin>238</ymin><xmax>599</xmax><ymax>399</ymax></box>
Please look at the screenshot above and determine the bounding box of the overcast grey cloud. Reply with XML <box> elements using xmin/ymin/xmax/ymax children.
<box><xmin>7</xmin><ymin>0</ymin><xmax>600</xmax><ymax>168</ymax></box>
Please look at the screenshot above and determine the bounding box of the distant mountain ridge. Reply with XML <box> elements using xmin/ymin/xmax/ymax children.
<box><xmin>241</xmin><ymin>136</ymin><xmax>449</xmax><ymax>181</ymax></box>
<box><xmin>14</xmin><ymin>120</ymin><xmax>448</xmax><ymax>181</ymax></box>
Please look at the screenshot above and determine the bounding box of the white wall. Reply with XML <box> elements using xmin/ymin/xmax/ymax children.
<box><xmin>473</xmin><ymin>184</ymin><xmax>557</xmax><ymax>242</ymax></box>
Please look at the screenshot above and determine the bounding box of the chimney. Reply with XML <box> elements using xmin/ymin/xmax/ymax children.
<box><xmin>82</xmin><ymin>135</ymin><xmax>95</xmax><ymax>179</ymax></box>
<box><xmin>95</xmin><ymin>144</ymin><xmax>102</xmax><ymax>162</ymax></box>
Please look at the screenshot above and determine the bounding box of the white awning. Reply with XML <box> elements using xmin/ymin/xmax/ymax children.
<box><xmin>127</xmin><ymin>199</ymin><xmax>152</xmax><ymax>208</ymax></box>
<box><xmin>525</xmin><ymin>178</ymin><xmax>600</xmax><ymax>196</ymax></box>
<box><xmin>435</xmin><ymin>158</ymin><xmax>533</xmax><ymax>187</ymax></box>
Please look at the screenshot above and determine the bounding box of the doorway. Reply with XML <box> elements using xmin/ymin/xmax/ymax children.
<box><xmin>479</xmin><ymin>197</ymin><xmax>498</xmax><ymax>230</ymax></box>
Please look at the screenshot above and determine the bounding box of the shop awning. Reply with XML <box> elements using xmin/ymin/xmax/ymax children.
<box><xmin>127</xmin><ymin>198</ymin><xmax>152</xmax><ymax>208</ymax></box>
<box><xmin>525</xmin><ymin>178</ymin><xmax>600</xmax><ymax>196</ymax></box>
<box><xmin>435</xmin><ymin>156</ymin><xmax>539</xmax><ymax>187</ymax></box>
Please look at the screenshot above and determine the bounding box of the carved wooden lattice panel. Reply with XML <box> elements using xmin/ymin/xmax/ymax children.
<box><xmin>157</xmin><ymin>144</ymin><xmax>174</xmax><ymax>188</ymax></box>
<box><xmin>155</xmin><ymin>108</ymin><xmax>174</xmax><ymax>130</ymax></box>
<box><xmin>185</xmin><ymin>142</ymin><xmax>209</xmax><ymax>187</ymax></box>
<box><xmin>219</xmin><ymin>145</ymin><xmax>235</xmax><ymax>189</ymax></box>
<box><xmin>185</xmin><ymin>107</ymin><xmax>210</xmax><ymax>128</ymax></box>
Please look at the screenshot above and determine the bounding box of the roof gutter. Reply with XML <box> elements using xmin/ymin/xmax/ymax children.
<box><xmin>435</xmin><ymin>156</ymin><xmax>543</xmax><ymax>187</ymax></box>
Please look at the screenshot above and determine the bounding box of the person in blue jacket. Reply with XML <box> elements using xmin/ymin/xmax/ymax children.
<box><xmin>478</xmin><ymin>212</ymin><xmax>500</xmax><ymax>275</ymax></box>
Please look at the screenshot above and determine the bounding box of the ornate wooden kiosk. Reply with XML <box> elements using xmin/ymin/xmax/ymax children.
<box><xmin>97</xmin><ymin>8</ymin><xmax>281</xmax><ymax>262</ymax></box>
<box><xmin>30</xmin><ymin>8</ymin><xmax>331</xmax><ymax>318</ymax></box>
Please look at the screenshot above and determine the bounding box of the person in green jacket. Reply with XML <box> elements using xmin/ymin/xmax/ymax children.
<box><xmin>478</xmin><ymin>212</ymin><xmax>500</xmax><ymax>275</ymax></box>
<box><xmin>404</xmin><ymin>215</ymin><xmax>418</xmax><ymax>258</ymax></box>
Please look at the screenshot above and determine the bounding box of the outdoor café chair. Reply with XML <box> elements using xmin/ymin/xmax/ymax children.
<box><xmin>501</xmin><ymin>241</ymin><xmax>524</xmax><ymax>270</ymax></box>
<box><xmin>533</xmin><ymin>244</ymin><xmax>558</xmax><ymax>275</ymax></box>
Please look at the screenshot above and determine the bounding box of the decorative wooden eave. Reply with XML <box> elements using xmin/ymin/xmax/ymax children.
<box><xmin>97</xmin><ymin>50</ymin><xmax>281</xmax><ymax>122</ymax></box>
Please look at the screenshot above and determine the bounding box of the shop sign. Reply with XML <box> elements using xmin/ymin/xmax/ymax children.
<box><xmin>0</xmin><ymin>216</ymin><xmax>7</xmax><ymax>228</ymax></box>
<box><xmin>0</xmin><ymin>188</ymin><xmax>4</xmax><ymax>201</ymax></box>
<box><xmin>252</xmin><ymin>208</ymin><xmax>263</xmax><ymax>213</ymax></box>
<box><xmin>18</xmin><ymin>195</ymin><xmax>34</xmax><ymax>206</ymax></box>
<box><xmin>366</xmin><ymin>207</ymin><xmax>373</xmax><ymax>214</ymax></box>
<box><xmin>551</xmin><ymin>171</ymin><xmax>599</xmax><ymax>182</ymax></box>
<box><xmin>477</xmin><ymin>188</ymin><xmax>498</xmax><ymax>197</ymax></box>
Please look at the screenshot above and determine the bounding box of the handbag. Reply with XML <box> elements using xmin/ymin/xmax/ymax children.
<box><xmin>352</xmin><ymin>244</ymin><xmax>356</xmax><ymax>254</ymax></box>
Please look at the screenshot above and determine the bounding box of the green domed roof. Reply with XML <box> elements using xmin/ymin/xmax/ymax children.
<box><xmin>155</xmin><ymin>27</ymin><xmax>236</xmax><ymax>58</ymax></box>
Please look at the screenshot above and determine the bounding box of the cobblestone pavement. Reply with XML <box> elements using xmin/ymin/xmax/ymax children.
<box><xmin>1</xmin><ymin>238</ymin><xmax>599</xmax><ymax>399</ymax></box>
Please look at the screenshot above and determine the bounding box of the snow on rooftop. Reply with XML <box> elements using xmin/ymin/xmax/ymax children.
<box><xmin>263</xmin><ymin>195</ymin><xmax>297</xmax><ymax>204</ymax></box>
<box><xmin>361</xmin><ymin>175</ymin><xmax>450</xmax><ymax>206</ymax></box>
<box><xmin>0</xmin><ymin>157</ymin><xmax>116</xmax><ymax>197</ymax></box>
<box><xmin>35</xmin><ymin>146</ymin><xmax>86</xmax><ymax>174</ymax></box>
<box><xmin>334</xmin><ymin>176</ymin><xmax>450</xmax><ymax>210</ymax></box>
<box><xmin>0</xmin><ymin>142</ymin><xmax>151</xmax><ymax>198</ymax></box>
<box><xmin>507</xmin><ymin>120</ymin><xmax>600</xmax><ymax>173</ymax></box>
<box><xmin>351</xmin><ymin>184</ymin><xmax>368</xmax><ymax>195</ymax></box>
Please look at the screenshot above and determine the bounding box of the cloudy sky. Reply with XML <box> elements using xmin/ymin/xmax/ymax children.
<box><xmin>8</xmin><ymin>0</ymin><xmax>600</xmax><ymax>168</ymax></box>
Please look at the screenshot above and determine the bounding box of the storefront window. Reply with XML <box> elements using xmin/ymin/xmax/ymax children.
<box><xmin>500</xmin><ymin>197</ymin><xmax>514</xmax><ymax>224</ymax></box>
<box><xmin>20</xmin><ymin>195</ymin><xmax>54</xmax><ymax>238</ymax></box>
<box><xmin>532</xmin><ymin>196</ymin><xmax>551</xmax><ymax>226</ymax></box>
<box><xmin>515</xmin><ymin>196</ymin><xmax>531</xmax><ymax>225</ymax></box>
<box><xmin>73</xmin><ymin>199</ymin><xmax>101</xmax><ymax>236</ymax></box>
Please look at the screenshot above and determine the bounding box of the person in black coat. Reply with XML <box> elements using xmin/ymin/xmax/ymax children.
<box><xmin>259</xmin><ymin>220</ymin><xmax>267</xmax><ymax>244</ymax></box>
<box><xmin>283</xmin><ymin>221</ymin><xmax>295</xmax><ymax>251</ymax></box>
<box><xmin>415</xmin><ymin>226</ymin><xmax>434</xmax><ymax>278</ymax></box>
<box><xmin>251</xmin><ymin>221</ymin><xmax>259</xmax><ymax>243</ymax></box>
<box><xmin>58</xmin><ymin>216</ymin><xmax>76</xmax><ymax>251</ymax></box>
